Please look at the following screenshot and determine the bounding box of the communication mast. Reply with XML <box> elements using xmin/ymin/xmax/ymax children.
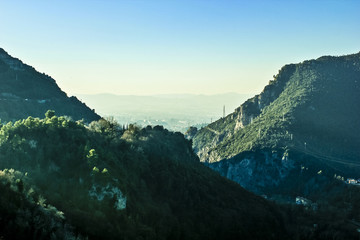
<box><xmin>223</xmin><ymin>105</ymin><xmax>225</xmax><ymax>118</ymax></box>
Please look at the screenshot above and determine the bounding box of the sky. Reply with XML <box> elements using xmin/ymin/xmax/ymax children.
<box><xmin>0</xmin><ymin>0</ymin><xmax>359</xmax><ymax>96</ymax></box>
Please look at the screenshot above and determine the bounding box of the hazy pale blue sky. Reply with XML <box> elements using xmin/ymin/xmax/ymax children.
<box><xmin>1</xmin><ymin>0</ymin><xmax>359</xmax><ymax>95</ymax></box>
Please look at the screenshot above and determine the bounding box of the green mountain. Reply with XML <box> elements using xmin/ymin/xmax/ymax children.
<box><xmin>0</xmin><ymin>48</ymin><xmax>100</xmax><ymax>123</ymax></box>
<box><xmin>1</xmin><ymin>49</ymin><xmax>359</xmax><ymax>238</ymax></box>
<box><xmin>0</xmin><ymin>113</ymin><xmax>290</xmax><ymax>240</ymax></box>
<box><xmin>3</xmin><ymin>114</ymin><xmax>358</xmax><ymax>239</ymax></box>
<box><xmin>191</xmin><ymin>52</ymin><xmax>360</xmax><ymax>195</ymax></box>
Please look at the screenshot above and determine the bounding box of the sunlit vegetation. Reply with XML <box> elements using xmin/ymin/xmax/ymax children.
<box><xmin>0</xmin><ymin>111</ymin><xmax>290</xmax><ymax>239</ymax></box>
<box><xmin>189</xmin><ymin>53</ymin><xmax>360</xmax><ymax>239</ymax></box>
<box><xmin>193</xmin><ymin>52</ymin><xmax>360</xmax><ymax>172</ymax></box>
<box><xmin>1</xmin><ymin>48</ymin><xmax>360</xmax><ymax>239</ymax></box>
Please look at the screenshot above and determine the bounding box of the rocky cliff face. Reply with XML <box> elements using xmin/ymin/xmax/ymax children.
<box><xmin>208</xmin><ymin>150</ymin><xmax>296</xmax><ymax>195</ymax></box>
<box><xmin>192</xmin><ymin>52</ymin><xmax>360</xmax><ymax>197</ymax></box>
<box><xmin>193</xmin><ymin>63</ymin><xmax>297</xmax><ymax>163</ymax></box>
<box><xmin>0</xmin><ymin>115</ymin><xmax>289</xmax><ymax>240</ymax></box>
<box><xmin>234</xmin><ymin>64</ymin><xmax>296</xmax><ymax>132</ymax></box>
<box><xmin>0</xmin><ymin>48</ymin><xmax>100</xmax><ymax>123</ymax></box>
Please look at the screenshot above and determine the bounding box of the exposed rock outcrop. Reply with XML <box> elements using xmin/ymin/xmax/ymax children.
<box><xmin>234</xmin><ymin>64</ymin><xmax>296</xmax><ymax>131</ymax></box>
<box><xmin>208</xmin><ymin>150</ymin><xmax>295</xmax><ymax>195</ymax></box>
<box><xmin>192</xmin><ymin>52</ymin><xmax>360</xmax><ymax>198</ymax></box>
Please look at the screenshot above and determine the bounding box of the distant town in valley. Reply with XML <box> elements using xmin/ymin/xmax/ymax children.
<box><xmin>78</xmin><ymin>93</ymin><xmax>252</xmax><ymax>132</ymax></box>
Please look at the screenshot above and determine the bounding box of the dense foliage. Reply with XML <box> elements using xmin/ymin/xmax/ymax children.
<box><xmin>0</xmin><ymin>112</ymin><xmax>288</xmax><ymax>239</ymax></box>
<box><xmin>2</xmin><ymin>48</ymin><xmax>360</xmax><ymax>239</ymax></box>
<box><xmin>190</xmin><ymin>52</ymin><xmax>360</xmax><ymax>239</ymax></box>
<box><xmin>193</xmin><ymin>52</ymin><xmax>360</xmax><ymax>172</ymax></box>
<box><xmin>0</xmin><ymin>169</ymin><xmax>84</xmax><ymax>240</ymax></box>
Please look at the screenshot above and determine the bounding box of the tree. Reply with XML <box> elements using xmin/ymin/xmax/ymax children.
<box><xmin>185</xmin><ymin>126</ymin><xmax>198</xmax><ymax>139</ymax></box>
<box><xmin>87</xmin><ymin>149</ymin><xmax>98</xmax><ymax>167</ymax></box>
<box><xmin>45</xmin><ymin>110</ymin><xmax>55</xmax><ymax>119</ymax></box>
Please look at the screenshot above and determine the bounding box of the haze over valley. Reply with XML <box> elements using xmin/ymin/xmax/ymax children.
<box><xmin>1</xmin><ymin>1</ymin><xmax>360</xmax><ymax>239</ymax></box>
<box><xmin>78</xmin><ymin>93</ymin><xmax>252</xmax><ymax>132</ymax></box>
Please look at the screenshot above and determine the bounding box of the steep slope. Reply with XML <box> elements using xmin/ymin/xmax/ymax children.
<box><xmin>0</xmin><ymin>48</ymin><xmax>100</xmax><ymax>123</ymax></box>
<box><xmin>192</xmin><ymin>52</ymin><xmax>360</xmax><ymax>195</ymax></box>
<box><xmin>0</xmin><ymin>169</ymin><xmax>84</xmax><ymax>239</ymax></box>
<box><xmin>0</xmin><ymin>113</ymin><xmax>287</xmax><ymax>240</ymax></box>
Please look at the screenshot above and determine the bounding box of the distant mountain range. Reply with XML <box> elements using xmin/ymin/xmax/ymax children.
<box><xmin>0</xmin><ymin>48</ymin><xmax>100</xmax><ymax>123</ymax></box>
<box><xmin>191</xmin><ymin>52</ymin><xmax>360</xmax><ymax>197</ymax></box>
<box><xmin>78</xmin><ymin>93</ymin><xmax>252</xmax><ymax>132</ymax></box>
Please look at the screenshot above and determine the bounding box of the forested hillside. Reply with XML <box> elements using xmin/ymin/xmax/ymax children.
<box><xmin>0</xmin><ymin>48</ymin><xmax>100</xmax><ymax>123</ymax></box>
<box><xmin>0</xmin><ymin>111</ymin><xmax>289</xmax><ymax>240</ymax></box>
<box><xmin>1</xmin><ymin>48</ymin><xmax>360</xmax><ymax>239</ymax></box>
<box><xmin>191</xmin><ymin>52</ymin><xmax>360</xmax><ymax>196</ymax></box>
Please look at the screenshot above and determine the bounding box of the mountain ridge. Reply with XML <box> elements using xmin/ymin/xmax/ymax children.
<box><xmin>191</xmin><ymin>51</ymin><xmax>360</xmax><ymax>195</ymax></box>
<box><xmin>0</xmin><ymin>113</ymin><xmax>288</xmax><ymax>239</ymax></box>
<box><xmin>0</xmin><ymin>48</ymin><xmax>100</xmax><ymax>123</ymax></box>
<box><xmin>1</xmin><ymin>48</ymin><xmax>360</xmax><ymax>239</ymax></box>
